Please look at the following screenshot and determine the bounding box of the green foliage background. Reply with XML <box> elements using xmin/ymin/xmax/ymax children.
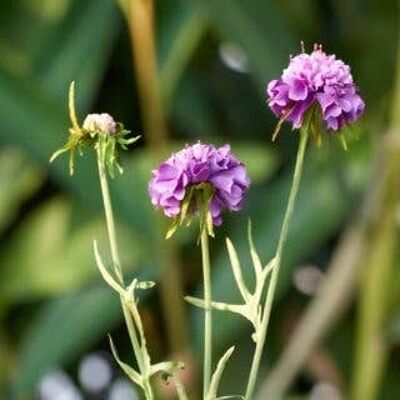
<box><xmin>0</xmin><ymin>0</ymin><xmax>399</xmax><ymax>399</ymax></box>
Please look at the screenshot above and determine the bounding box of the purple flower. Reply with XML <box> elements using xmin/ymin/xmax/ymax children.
<box><xmin>148</xmin><ymin>142</ymin><xmax>251</xmax><ymax>226</ymax></box>
<box><xmin>267</xmin><ymin>44</ymin><xmax>365</xmax><ymax>131</ymax></box>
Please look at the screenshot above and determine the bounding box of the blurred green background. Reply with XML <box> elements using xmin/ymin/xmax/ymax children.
<box><xmin>0</xmin><ymin>0</ymin><xmax>399</xmax><ymax>399</ymax></box>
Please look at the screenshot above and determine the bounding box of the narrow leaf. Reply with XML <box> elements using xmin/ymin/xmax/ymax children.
<box><xmin>226</xmin><ymin>238</ymin><xmax>250</xmax><ymax>302</ymax></box>
<box><xmin>166</xmin><ymin>218</ymin><xmax>180</xmax><ymax>239</ymax></box>
<box><xmin>93</xmin><ymin>240</ymin><xmax>124</xmax><ymax>296</ymax></box>
<box><xmin>109</xmin><ymin>335</ymin><xmax>143</xmax><ymax>388</ymax></box>
<box><xmin>184</xmin><ymin>297</ymin><xmax>249</xmax><ymax>321</ymax></box>
<box><xmin>263</xmin><ymin>257</ymin><xmax>276</xmax><ymax>278</ymax></box>
<box><xmin>206</xmin><ymin>347</ymin><xmax>235</xmax><ymax>400</ymax></box>
<box><xmin>247</xmin><ymin>220</ymin><xmax>263</xmax><ymax>279</ymax></box>
<box><xmin>68</xmin><ymin>81</ymin><xmax>81</xmax><ymax>133</ymax></box>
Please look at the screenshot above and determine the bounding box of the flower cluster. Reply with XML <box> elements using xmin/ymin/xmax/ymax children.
<box><xmin>148</xmin><ymin>142</ymin><xmax>250</xmax><ymax>226</ymax></box>
<box><xmin>267</xmin><ymin>44</ymin><xmax>365</xmax><ymax>131</ymax></box>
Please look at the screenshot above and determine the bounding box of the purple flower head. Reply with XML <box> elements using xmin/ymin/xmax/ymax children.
<box><xmin>148</xmin><ymin>142</ymin><xmax>251</xmax><ymax>227</ymax></box>
<box><xmin>267</xmin><ymin>44</ymin><xmax>365</xmax><ymax>132</ymax></box>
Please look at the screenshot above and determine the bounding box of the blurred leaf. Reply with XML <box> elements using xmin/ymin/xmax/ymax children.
<box><xmin>0</xmin><ymin>0</ymin><xmax>70</xmax><ymax>75</ymax></box>
<box><xmin>199</xmin><ymin>0</ymin><xmax>295</xmax><ymax>88</ymax></box>
<box><xmin>158</xmin><ymin>0</ymin><xmax>207</xmax><ymax>104</ymax></box>
<box><xmin>0</xmin><ymin>147</ymin><xmax>43</xmax><ymax>231</ymax></box>
<box><xmin>0</xmin><ymin>197</ymin><xmax>146</xmax><ymax>304</ymax></box>
<box><xmin>12</xmin><ymin>261</ymin><xmax>157</xmax><ymax>400</ymax></box>
<box><xmin>233</xmin><ymin>143</ymin><xmax>278</xmax><ymax>183</ymax></box>
<box><xmin>12</xmin><ymin>286</ymin><xmax>120</xmax><ymax>400</ymax></box>
<box><xmin>34</xmin><ymin>0</ymin><xmax>120</xmax><ymax>109</ymax></box>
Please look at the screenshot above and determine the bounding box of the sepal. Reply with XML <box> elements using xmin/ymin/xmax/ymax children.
<box><xmin>165</xmin><ymin>182</ymin><xmax>215</xmax><ymax>239</ymax></box>
<box><xmin>50</xmin><ymin>81</ymin><xmax>139</xmax><ymax>176</ymax></box>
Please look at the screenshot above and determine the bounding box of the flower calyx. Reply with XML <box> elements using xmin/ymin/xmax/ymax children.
<box><xmin>50</xmin><ymin>81</ymin><xmax>139</xmax><ymax>176</ymax></box>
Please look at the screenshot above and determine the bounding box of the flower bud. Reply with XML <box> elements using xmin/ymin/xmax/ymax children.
<box><xmin>83</xmin><ymin>113</ymin><xmax>117</xmax><ymax>135</ymax></box>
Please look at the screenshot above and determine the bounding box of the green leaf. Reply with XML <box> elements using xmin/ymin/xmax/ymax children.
<box><xmin>12</xmin><ymin>286</ymin><xmax>120</xmax><ymax>400</ymax></box>
<box><xmin>158</xmin><ymin>1</ymin><xmax>207</xmax><ymax>104</ymax></box>
<box><xmin>199</xmin><ymin>0</ymin><xmax>294</xmax><ymax>88</ymax></box>
<box><xmin>0</xmin><ymin>197</ymin><xmax>144</xmax><ymax>304</ymax></box>
<box><xmin>0</xmin><ymin>147</ymin><xmax>43</xmax><ymax>231</ymax></box>
<box><xmin>233</xmin><ymin>143</ymin><xmax>278</xmax><ymax>184</ymax></box>
<box><xmin>34</xmin><ymin>0</ymin><xmax>120</xmax><ymax>109</ymax></box>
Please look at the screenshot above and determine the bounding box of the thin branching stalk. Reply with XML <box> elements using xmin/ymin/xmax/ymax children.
<box><xmin>244</xmin><ymin>128</ymin><xmax>309</xmax><ymax>400</ymax></box>
<box><xmin>96</xmin><ymin>148</ymin><xmax>154</xmax><ymax>400</ymax></box>
<box><xmin>200</xmin><ymin>228</ymin><xmax>213</xmax><ymax>396</ymax></box>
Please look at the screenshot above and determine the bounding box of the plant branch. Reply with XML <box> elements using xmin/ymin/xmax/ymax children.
<box><xmin>244</xmin><ymin>127</ymin><xmax>309</xmax><ymax>400</ymax></box>
<box><xmin>96</xmin><ymin>149</ymin><xmax>153</xmax><ymax>399</ymax></box>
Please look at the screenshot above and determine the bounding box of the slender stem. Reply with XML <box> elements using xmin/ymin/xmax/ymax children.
<box><xmin>97</xmin><ymin>150</ymin><xmax>123</xmax><ymax>283</ymax></box>
<box><xmin>143</xmin><ymin>380</ymin><xmax>154</xmax><ymax>400</ymax></box>
<box><xmin>96</xmin><ymin>150</ymin><xmax>153</xmax><ymax>399</ymax></box>
<box><xmin>200</xmin><ymin>228</ymin><xmax>212</xmax><ymax>396</ymax></box>
<box><xmin>244</xmin><ymin>129</ymin><xmax>309</xmax><ymax>400</ymax></box>
<box><xmin>173</xmin><ymin>376</ymin><xmax>190</xmax><ymax>400</ymax></box>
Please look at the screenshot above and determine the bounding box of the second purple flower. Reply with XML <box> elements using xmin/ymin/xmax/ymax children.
<box><xmin>148</xmin><ymin>142</ymin><xmax>251</xmax><ymax>227</ymax></box>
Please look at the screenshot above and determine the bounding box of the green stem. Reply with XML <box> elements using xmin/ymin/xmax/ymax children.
<box><xmin>244</xmin><ymin>128</ymin><xmax>309</xmax><ymax>400</ymax></box>
<box><xmin>97</xmin><ymin>149</ymin><xmax>123</xmax><ymax>283</ymax></box>
<box><xmin>174</xmin><ymin>376</ymin><xmax>190</xmax><ymax>400</ymax></box>
<box><xmin>96</xmin><ymin>150</ymin><xmax>153</xmax><ymax>400</ymax></box>
<box><xmin>200</xmin><ymin>228</ymin><xmax>212</xmax><ymax>397</ymax></box>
